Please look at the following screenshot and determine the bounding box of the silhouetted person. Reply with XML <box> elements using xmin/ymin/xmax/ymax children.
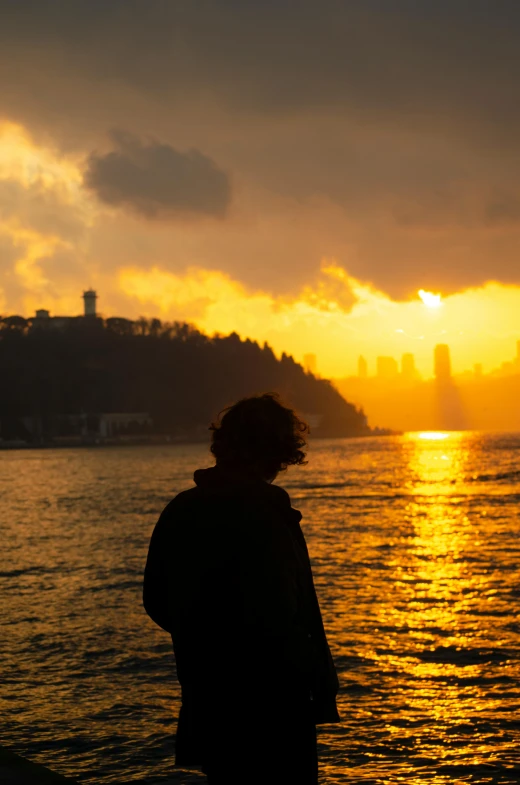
<box><xmin>143</xmin><ymin>394</ymin><xmax>340</xmax><ymax>784</ymax></box>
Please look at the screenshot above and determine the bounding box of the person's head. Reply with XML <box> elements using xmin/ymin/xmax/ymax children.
<box><xmin>210</xmin><ymin>393</ymin><xmax>309</xmax><ymax>482</ymax></box>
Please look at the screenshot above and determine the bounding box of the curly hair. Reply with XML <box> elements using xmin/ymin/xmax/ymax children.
<box><xmin>210</xmin><ymin>393</ymin><xmax>309</xmax><ymax>479</ymax></box>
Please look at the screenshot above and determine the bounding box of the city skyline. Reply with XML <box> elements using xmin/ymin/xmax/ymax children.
<box><xmin>336</xmin><ymin>340</ymin><xmax>520</xmax><ymax>433</ymax></box>
<box><xmin>4</xmin><ymin>289</ymin><xmax>520</xmax><ymax>383</ymax></box>
<box><xmin>353</xmin><ymin>341</ymin><xmax>520</xmax><ymax>383</ymax></box>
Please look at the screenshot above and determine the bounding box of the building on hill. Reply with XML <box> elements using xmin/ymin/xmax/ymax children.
<box><xmin>98</xmin><ymin>412</ymin><xmax>152</xmax><ymax>438</ymax></box>
<box><xmin>30</xmin><ymin>289</ymin><xmax>100</xmax><ymax>330</ymax></box>
<box><xmin>83</xmin><ymin>289</ymin><xmax>97</xmax><ymax>317</ymax></box>
<box><xmin>13</xmin><ymin>412</ymin><xmax>154</xmax><ymax>445</ymax></box>
<box><xmin>1</xmin><ymin>298</ymin><xmax>373</xmax><ymax>443</ymax></box>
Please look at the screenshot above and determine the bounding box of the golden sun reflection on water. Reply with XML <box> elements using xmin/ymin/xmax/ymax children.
<box><xmin>415</xmin><ymin>431</ymin><xmax>451</xmax><ymax>441</ymax></box>
<box><xmin>305</xmin><ymin>432</ymin><xmax>520</xmax><ymax>783</ymax></box>
<box><xmin>405</xmin><ymin>431</ymin><xmax>469</xmax><ymax>495</ymax></box>
<box><xmin>358</xmin><ymin>432</ymin><xmax>515</xmax><ymax>781</ymax></box>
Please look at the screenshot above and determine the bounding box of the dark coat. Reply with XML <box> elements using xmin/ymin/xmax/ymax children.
<box><xmin>143</xmin><ymin>466</ymin><xmax>340</xmax><ymax>767</ymax></box>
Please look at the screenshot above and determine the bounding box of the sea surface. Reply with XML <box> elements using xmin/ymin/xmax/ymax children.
<box><xmin>1</xmin><ymin>433</ymin><xmax>520</xmax><ymax>784</ymax></box>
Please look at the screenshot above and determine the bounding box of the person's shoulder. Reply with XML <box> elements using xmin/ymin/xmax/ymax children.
<box><xmin>256</xmin><ymin>482</ymin><xmax>296</xmax><ymax>518</ymax></box>
<box><xmin>159</xmin><ymin>486</ymin><xmax>202</xmax><ymax>520</ymax></box>
<box><xmin>266</xmin><ymin>482</ymin><xmax>291</xmax><ymax>506</ymax></box>
<box><xmin>239</xmin><ymin>483</ymin><xmax>295</xmax><ymax>539</ymax></box>
<box><xmin>152</xmin><ymin>487</ymin><xmax>209</xmax><ymax>545</ymax></box>
<box><xmin>159</xmin><ymin>485</ymin><xmax>239</xmax><ymax>522</ymax></box>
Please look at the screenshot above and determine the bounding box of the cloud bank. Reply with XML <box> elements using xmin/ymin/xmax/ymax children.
<box><xmin>1</xmin><ymin>0</ymin><xmax>520</xmax><ymax>359</ymax></box>
<box><xmin>84</xmin><ymin>131</ymin><xmax>231</xmax><ymax>219</ymax></box>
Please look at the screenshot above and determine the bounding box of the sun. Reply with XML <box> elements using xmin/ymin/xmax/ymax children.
<box><xmin>418</xmin><ymin>289</ymin><xmax>442</xmax><ymax>308</ymax></box>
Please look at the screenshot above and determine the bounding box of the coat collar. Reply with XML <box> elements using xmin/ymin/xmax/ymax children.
<box><xmin>193</xmin><ymin>465</ymin><xmax>302</xmax><ymax>525</ymax></box>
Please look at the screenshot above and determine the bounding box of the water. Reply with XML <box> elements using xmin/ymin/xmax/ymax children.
<box><xmin>1</xmin><ymin>433</ymin><xmax>520</xmax><ymax>784</ymax></box>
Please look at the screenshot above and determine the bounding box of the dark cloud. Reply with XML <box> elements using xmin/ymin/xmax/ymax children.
<box><xmin>84</xmin><ymin>131</ymin><xmax>231</xmax><ymax>219</ymax></box>
<box><xmin>2</xmin><ymin>1</ymin><xmax>520</xmax><ymax>298</ymax></box>
<box><xmin>483</xmin><ymin>192</ymin><xmax>520</xmax><ymax>226</ymax></box>
<box><xmin>38</xmin><ymin>248</ymin><xmax>90</xmax><ymax>290</ymax></box>
<box><xmin>2</xmin><ymin>1</ymin><xmax>520</xmax><ymax>145</ymax></box>
<box><xmin>341</xmin><ymin>217</ymin><xmax>520</xmax><ymax>299</ymax></box>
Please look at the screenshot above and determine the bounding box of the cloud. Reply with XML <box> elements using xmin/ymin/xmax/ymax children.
<box><xmin>116</xmin><ymin>260</ymin><xmax>520</xmax><ymax>380</ymax></box>
<box><xmin>117</xmin><ymin>261</ymin><xmax>365</xmax><ymax>351</ymax></box>
<box><xmin>483</xmin><ymin>191</ymin><xmax>520</xmax><ymax>226</ymax></box>
<box><xmin>0</xmin><ymin>123</ymin><xmax>93</xmax><ymax>313</ymax></box>
<box><xmin>2</xmin><ymin>2</ymin><xmax>520</xmax><ymax>146</ymax></box>
<box><xmin>0</xmin><ymin>178</ymin><xmax>87</xmax><ymax>240</ymax></box>
<box><xmin>83</xmin><ymin>131</ymin><xmax>231</xmax><ymax>219</ymax></box>
<box><xmin>0</xmin><ymin>234</ymin><xmax>23</xmax><ymax>312</ymax></box>
<box><xmin>2</xmin><ymin>3</ymin><xmax>520</xmax><ymax>299</ymax></box>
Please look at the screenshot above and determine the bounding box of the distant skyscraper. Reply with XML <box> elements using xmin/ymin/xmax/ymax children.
<box><xmin>358</xmin><ymin>355</ymin><xmax>368</xmax><ymax>379</ymax></box>
<box><xmin>303</xmin><ymin>353</ymin><xmax>317</xmax><ymax>375</ymax></box>
<box><xmin>376</xmin><ymin>356</ymin><xmax>398</xmax><ymax>380</ymax></box>
<box><xmin>83</xmin><ymin>289</ymin><xmax>97</xmax><ymax>317</ymax></box>
<box><xmin>401</xmin><ymin>353</ymin><xmax>416</xmax><ymax>380</ymax></box>
<box><xmin>434</xmin><ymin>344</ymin><xmax>451</xmax><ymax>381</ymax></box>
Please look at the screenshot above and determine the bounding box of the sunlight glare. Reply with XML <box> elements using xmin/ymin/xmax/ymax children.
<box><xmin>0</xmin><ymin>121</ymin><xmax>82</xmax><ymax>188</ymax></box>
<box><xmin>418</xmin><ymin>289</ymin><xmax>442</xmax><ymax>308</ymax></box>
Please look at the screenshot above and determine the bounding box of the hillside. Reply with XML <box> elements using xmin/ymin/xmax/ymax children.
<box><xmin>0</xmin><ymin>315</ymin><xmax>369</xmax><ymax>443</ymax></box>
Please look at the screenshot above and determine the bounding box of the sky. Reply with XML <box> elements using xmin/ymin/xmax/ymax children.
<box><xmin>1</xmin><ymin>0</ymin><xmax>520</xmax><ymax>378</ymax></box>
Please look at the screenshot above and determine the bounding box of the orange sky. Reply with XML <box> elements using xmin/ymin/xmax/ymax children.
<box><xmin>1</xmin><ymin>4</ymin><xmax>520</xmax><ymax>381</ymax></box>
<box><xmin>1</xmin><ymin>121</ymin><xmax>520</xmax><ymax>379</ymax></box>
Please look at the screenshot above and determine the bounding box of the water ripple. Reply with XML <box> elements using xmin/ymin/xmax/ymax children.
<box><xmin>1</xmin><ymin>434</ymin><xmax>520</xmax><ymax>783</ymax></box>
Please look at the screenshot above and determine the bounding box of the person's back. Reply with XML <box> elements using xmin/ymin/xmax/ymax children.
<box><xmin>143</xmin><ymin>394</ymin><xmax>339</xmax><ymax>784</ymax></box>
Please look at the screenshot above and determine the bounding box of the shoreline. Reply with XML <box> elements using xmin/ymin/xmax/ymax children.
<box><xmin>0</xmin><ymin>428</ymin><xmax>398</xmax><ymax>451</ymax></box>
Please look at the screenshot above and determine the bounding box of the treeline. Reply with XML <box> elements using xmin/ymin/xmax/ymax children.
<box><xmin>0</xmin><ymin>315</ymin><xmax>369</xmax><ymax>441</ymax></box>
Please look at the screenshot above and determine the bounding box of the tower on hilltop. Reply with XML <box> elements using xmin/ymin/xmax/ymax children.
<box><xmin>83</xmin><ymin>289</ymin><xmax>97</xmax><ymax>317</ymax></box>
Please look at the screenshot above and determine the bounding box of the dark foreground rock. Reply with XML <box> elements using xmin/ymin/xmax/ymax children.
<box><xmin>0</xmin><ymin>746</ymin><xmax>79</xmax><ymax>784</ymax></box>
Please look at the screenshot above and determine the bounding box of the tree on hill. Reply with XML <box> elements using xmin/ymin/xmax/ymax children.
<box><xmin>0</xmin><ymin>315</ymin><xmax>369</xmax><ymax>441</ymax></box>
